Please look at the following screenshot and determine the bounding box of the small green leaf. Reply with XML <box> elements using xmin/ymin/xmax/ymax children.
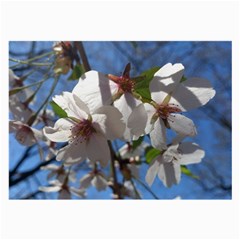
<box><xmin>180</xmin><ymin>76</ymin><xmax>187</xmax><ymax>82</ymax></box>
<box><xmin>181</xmin><ymin>166</ymin><xmax>199</xmax><ymax>179</ymax></box>
<box><xmin>134</xmin><ymin>88</ymin><xmax>152</xmax><ymax>101</ymax></box>
<box><xmin>145</xmin><ymin>147</ymin><xmax>161</xmax><ymax>164</ymax></box>
<box><xmin>134</xmin><ymin>66</ymin><xmax>160</xmax><ymax>101</ymax></box>
<box><xmin>132</xmin><ymin>136</ymin><xmax>144</xmax><ymax>150</ymax></box>
<box><xmin>68</xmin><ymin>64</ymin><xmax>85</xmax><ymax>80</ymax></box>
<box><xmin>50</xmin><ymin>101</ymin><xmax>68</xmax><ymax>118</ymax></box>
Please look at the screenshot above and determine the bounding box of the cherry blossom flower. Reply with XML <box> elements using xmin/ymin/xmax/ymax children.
<box><xmin>43</xmin><ymin>91</ymin><xmax>125</xmax><ymax>167</ymax></box>
<box><xmin>72</xmin><ymin>65</ymin><xmax>147</xmax><ymax>141</ymax></box>
<box><xmin>144</xmin><ymin>63</ymin><xmax>216</xmax><ymax>150</ymax></box>
<box><xmin>9</xmin><ymin>97</ymin><xmax>33</xmax><ymax>123</ymax></box>
<box><xmin>80</xmin><ymin>170</ymin><xmax>108</xmax><ymax>191</ymax></box>
<box><xmin>119</xmin><ymin>141</ymin><xmax>149</xmax><ymax>159</ymax></box>
<box><xmin>118</xmin><ymin>142</ymin><xmax>149</xmax><ymax>179</ymax></box>
<box><xmin>41</xmin><ymin>164</ymin><xmax>76</xmax><ymax>183</ymax></box>
<box><xmin>9</xmin><ymin>120</ymin><xmax>43</xmax><ymax>146</ymax></box>
<box><xmin>9</xmin><ymin>69</ymin><xmax>34</xmax><ymax>102</ymax></box>
<box><xmin>145</xmin><ymin>140</ymin><xmax>205</xmax><ymax>188</ymax></box>
<box><xmin>39</xmin><ymin>179</ymin><xmax>85</xmax><ymax>199</ymax></box>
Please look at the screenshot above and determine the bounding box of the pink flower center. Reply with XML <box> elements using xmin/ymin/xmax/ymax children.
<box><xmin>69</xmin><ymin>119</ymin><xmax>95</xmax><ymax>144</ymax></box>
<box><xmin>156</xmin><ymin>103</ymin><xmax>181</xmax><ymax>119</ymax></box>
<box><xmin>117</xmin><ymin>76</ymin><xmax>135</xmax><ymax>93</ymax></box>
<box><xmin>108</xmin><ymin>74</ymin><xmax>135</xmax><ymax>93</ymax></box>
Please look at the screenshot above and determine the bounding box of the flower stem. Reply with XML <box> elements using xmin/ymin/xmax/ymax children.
<box><xmin>9</xmin><ymin>57</ymin><xmax>52</xmax><ymax>67</ymax></box>
<box><xmin>10</xmin><ymin>51</ymin><xmax>54</xmax><ymax>68</ymax></box>
<box><xmin>108</xmin><ymin>141</ymin><xmax>122</xmax><ymax>199</ymax></box>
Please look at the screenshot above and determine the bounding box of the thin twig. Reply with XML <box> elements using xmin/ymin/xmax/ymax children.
<box><xmin>74</xmin><ymin>42</ymin><xmax>91</xmax><ymax>71</ymax></box>
<box><xmin>133</xmin><ymin>176</ymin><xmax>159</xmax><ymax>199</ymax></box>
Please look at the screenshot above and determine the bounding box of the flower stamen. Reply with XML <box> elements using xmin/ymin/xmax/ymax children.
<box><xmin>156</xmin><ymin>103</ymin><xmax>181</xmax><ymax>119</ymax></box>
<box><xmin>69</xmin><ymin>119</ymin><xmax>95</xmax><ymax>144</ymax></box>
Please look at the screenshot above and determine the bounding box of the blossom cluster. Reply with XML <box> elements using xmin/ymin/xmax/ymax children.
<box><xmin>9</xmin><ymin>60</ymin><xmax>215</xmax><ymax>199</ymax></box>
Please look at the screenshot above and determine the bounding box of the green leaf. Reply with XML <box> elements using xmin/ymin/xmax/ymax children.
<box><xmin>145</xmin><ymin>147</ymin><xmax>161</xmax><ymax>164</ymax></box>
<box><xmin>68</xmin><ymin>64</ymin><xmax>85</xmax><ymax>80</ymax></box>
<box><xmin>132</xmin><ymin>136</ymin><xmax>144</xmax><ymax>150</ymax></box>
<box><xmin>50</xmin><ymin>101</ymin><xmax>68</xmax><ymax>118</ymax></box>
<box><xmin>134</xmin><ymin>66</ymin><xmax>160</xmax><ymax>101</ymax></box>
<box><xmin>134</xmin><ymin>88</ymin><xmax>152</xmax><ymax>102</ymax></box>
<box><xmin>181</xmin><ymin>166</ymin><xmax>199</xmax><ymax>179</ymax></box>
<box><xmin>180</xmin><ymin>75</ymin><xmax>187</xmax><ymax>82</ymax></box>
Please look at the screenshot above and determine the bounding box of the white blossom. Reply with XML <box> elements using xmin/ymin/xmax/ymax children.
<box><xmin>72</xmin><ymin>69</ymin><xmax>147</xmax><ymax>141</ymax></box>
<box><xmin>80</xmin><ymin>171</ymin><xmax>108</xmax><ymax>191</ymax></box>
<box><xmin>145</xmin><ymin>140</ymin><xmax>205</xmax><ymax>188</ymax></box>
<box><xmin>41</xmin><ymin>164</ymin><xmax>76</xmax><ymax>183</ymax></box>
<box><xmin>9</xmin><ymin>120</ymin><xmax>43</xmax><ymax>146</ymax></box>
<box><xmin>144</xmin><ymin>63</ymin><xmax>216</xmax><ymax>150</ymax></box>
<box><xmin>9</xmin><ymin>69</ymin><xmax>34</xmax><ymax>102</ymax></box>
<box><xmin>43</xmin><ymin>91</ymin><xmax>125</xmax><ymax>167</ymax></box>
<box><xmin>39</xmin><ymin>179</ymin><xmax>85</xmax><ymax>199</ymax></box>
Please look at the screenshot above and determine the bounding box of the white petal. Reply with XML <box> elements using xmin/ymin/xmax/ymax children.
<box><xmin>9</xmin><ymin>99</ymin><xmax>32</xmax><ymax>123</ymax></box>
<box><xmin>128</xmin><ymin>104</ymin><xmax>147</xmax><ymax>139</ymax></box>
<box><xmin>119</xmin><ymin>142</ymin><xmax>149</xmax><ymax>158</ymax></box>
<box><xmin>145</xmin><ymin>156</ymin><xmax>161</xmax><ymax>186</ymax></box>
<box><xmin>91</xmin><ymin>174</ymin><xmax>108</xmax><ymax>191</ymax></box>
<box><xmin>91</xmin><ymin>113</ymin><xmax>107</xmax><ymax>135</ymax></box>
<box><xmin>16</xmin><ymin>127</ymin><xmax>36</xmax><ymax>146</ymax></box>
<box><xmin>158</xmin><ymin>161</ymin><xmax>181</xmax><ymax>188</ymax></box>
<box><xmin>41</xmin><ymin>164</ymin><xmax>59</xmax><ymax>171</ymax></box>
<box><xmin>80</xmin><ymin>173</ymin><xmax>93</xmax><ymax>189</ymax></box>
<box><xmin>39</xmin><ymin>185</ymin><xmax>61</xmax><ymax>192</ymax></box>
<box><xmin>31</xmin><ymin>128</ymin><xmax>44</xmax><ymax>141</ymax></box>
<box><xmin>114</xmin><ymin>93</ymin><xmax>141</xmax><ymax>140</ymax></box>
<box><xmin>69</xmin><ymin>171</ymin><xmax>77</xmax><ymax>182</ymax></box>
<box><xmin>9</xmin><ymin>120</ymin><xmax>21</xmax><ymax>132</ymax></box>
<box><xmin>93</xmin><ymin>106</ymin><xmax>125</xmax><ymax>140</ymax></box>
<box><xmin>9</xmin><ymin>69</ymin><xmax>19</xmax><ymax>82</ymax></box>
<box><xmin>53</xmin><ymin>92</ymin><xmax>88</xmax><ymax>119</ymax></box>
<box><xmin>56</xmin><ymin>141</ymin><xmax>87</xmax><ymax>165</ymax></box>
<box><xmin>49</xmin><ymin>179</ymin><xmax>62</xmax><ymax>186</ymax></box>
<box><xmin>150</xmin><ymin>118</ymin><xmax>167</xmax><ymax>150</ymax></box>
<box><xmin>150</xmin><ymin>63</ymin><xmax>184</xmax><ymax>104</ymax></box>
<box><xmin>70</xmin><ymin>187</ymin><xmax>86</xmax><ymax>198</ymax></box>
<box><xmin>86</xmin><ymin>133</ymin><xmax>110</xmax><ymax>167</ymax></box>
<box><xmin>43</xmin><ymin>118</ymin><xmax>72</xmax><ymax>142</ymax></box>
<box><xmin>170</xmin><ymin>78</ymin><xmax>216</xmax><ymax>111</ymax></box>
<box><xmin>143</xmin><ymin>103</ymin><xmax>156</xmax><ymax>134</ymax></box>
<box><xmin>163</xmin><ymin>142</ymin><xmax>180</xmax><ymax>163</ymax></box>
<box><xmin>72</xmin><ymin>70</ymin><xmax>118</xmax><ymax>113</ymax></box>
<box><xmin>178</xmin><ymin>142</ymin><xmax>205</xmax><ymax>165</ymax></box>
<box><xmin>154</xmin><ymin>63</ymin><xmax>184</xmax><ymax>78</ymax></box>
<box><xmin>168</xmin><ymin>114</ymin><xmax>197</xmax><ymax>136</ymax></box>
<box><xmin>114</xmin><ymin>93</ymin><xmax>140</xmax><ymax>121</ymax></box>
<box><xmin>10</xmin><ymin>121</ymin><xmax>38</xmax><ymax>146</ymax></box>
<box><xmin>72</xmin><ymin>94</ymin><xmax>90</xmax><ymax>115</ymax></box>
